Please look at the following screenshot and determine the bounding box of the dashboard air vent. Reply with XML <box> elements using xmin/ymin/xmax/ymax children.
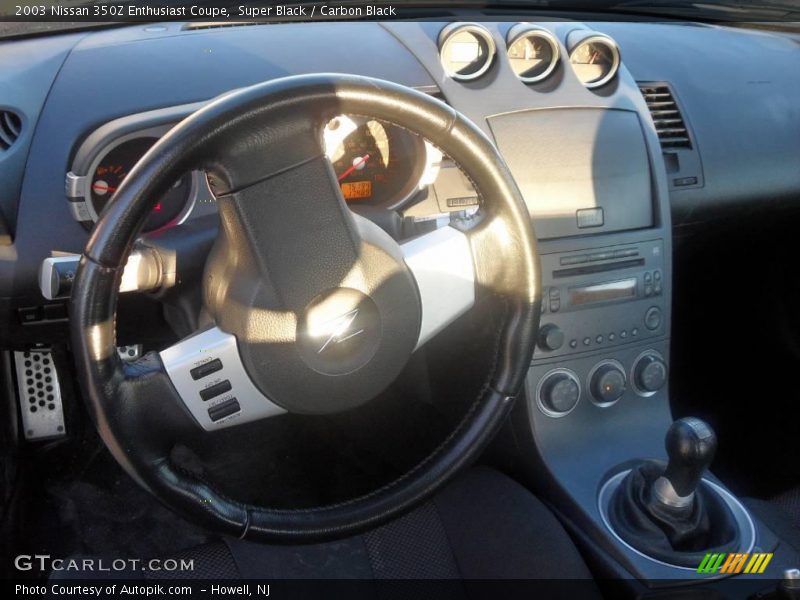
<box><xmin>0</xmin><ymin>110</ymin><xmax>22</xmax><ymax>152</ymax></box>
<box><xmin>638</xmin><ymin>84</ymin><xmax>692</xmax><ymax>150</ymax></box>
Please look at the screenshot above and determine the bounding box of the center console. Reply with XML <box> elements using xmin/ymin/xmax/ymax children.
<box><xmin>386</xmin><ymin>19</ymin><xmax>799</xmax><ymax>593</ymax></box>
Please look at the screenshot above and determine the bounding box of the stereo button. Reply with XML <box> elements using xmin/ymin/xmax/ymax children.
<box><xmin>538</xmin><ymin>324</ymin><xmax>564</xmax><ymax>352</ymax></box>
<box><xmin>644</xmin><ymin>307</ymin><xmax>662</xmax><ymax>331</ymax></box>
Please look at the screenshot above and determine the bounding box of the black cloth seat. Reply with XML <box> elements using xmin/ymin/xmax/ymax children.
<box><xmin>53</xmin><ymin>467</ymin><xmax>600</xmax><ymax>597</ymax></box>
<box><xmin>147</xmin><ymin>467</ymin><xmax>598</xmax><ymax>587</ymax></box>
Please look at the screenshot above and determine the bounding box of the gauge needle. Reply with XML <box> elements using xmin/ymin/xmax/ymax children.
<box><xmin>92</xmin><ymin>183</ymin><xmax>118</xmax><ymax>193</ymax></box>
<box><xmin>337</xmin><ymin>154</ymin><xmax>370</xmax><ymax>181</ymax></box>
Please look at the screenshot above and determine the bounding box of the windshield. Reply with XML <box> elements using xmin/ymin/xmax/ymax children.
<box><xmin>1</xmin><ymin>0</ymin><xmax>798</xmax><ymax>39</ymax></box>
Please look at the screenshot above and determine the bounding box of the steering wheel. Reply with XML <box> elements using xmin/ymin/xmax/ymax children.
<box><xmin>70</xmin><ymin>74</ymin><xmax>541</xmax><ymax>542</ymax></box>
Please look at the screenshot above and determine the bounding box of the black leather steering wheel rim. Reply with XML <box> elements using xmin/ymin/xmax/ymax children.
<box><xmin>70</xmin><ymin>74</ymin><xmax>541</xmax><ymax>542</ymax></box>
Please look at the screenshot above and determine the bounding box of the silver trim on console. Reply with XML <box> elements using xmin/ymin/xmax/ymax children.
<box><xmin>159</xmin><ymin>327</ymin><xmax>286</xmax><ymax>431</ymax></box>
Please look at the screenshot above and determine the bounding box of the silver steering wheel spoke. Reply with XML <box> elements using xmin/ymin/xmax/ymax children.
<box><xmin>401</xmin><ymin>226</ymin><xmax>476</xmax><ymax>349</ymax></box>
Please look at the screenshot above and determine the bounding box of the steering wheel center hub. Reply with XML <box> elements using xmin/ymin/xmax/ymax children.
<box><xmin>296</xmin><ymin>287</ymin><xmax>382</xmax><ymax>376</ymax></box>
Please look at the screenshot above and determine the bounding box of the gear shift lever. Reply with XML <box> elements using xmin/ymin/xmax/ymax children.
<box><xmin>652</xmin><ymin>417</ymin><xmax>717</xmax><ymax>509</ymax></box>
<box><xmin>608</xmin><ymin>416</ymin><xmax>740</xmax><ymax>566</ymax></box>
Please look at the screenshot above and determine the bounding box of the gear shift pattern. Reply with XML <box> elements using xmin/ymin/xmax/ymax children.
<box><xmin>653</xmin><ymin>417</ymin><xmax>718</xmax><ymax>509</ymax></box>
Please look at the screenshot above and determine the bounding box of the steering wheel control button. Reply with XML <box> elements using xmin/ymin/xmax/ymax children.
<box><xmin>160</xmin><ymin>328</ymin><xmax>286</xmax><ymax>430</ymax></box>
<box><xmin>589</xmin><ymin>361</ymin><xmax>626</xmax><ymax>406</ymax></box>
<box><xmin>208</xmin><ymin>398</ymin><xmax>241</xmax><ymax>422</ymax></box>
<box><xmin>537</xmin><ymin>369</ymin><xmax>581</xmax><ymax>417</ymax></box>
<box><xmin>190</xmin><ymin>358</ymin><xmax>223</xmax><ymax>380</ymax></box>
<box><xmin>537</xmin><ymin>324</ymin><xmax>564</xmax><ymax>352</ymax></box>
<box><xmin>297</xmin><ymin>288</ymin><xmax>382</xmax><ymax>377</ymax></box>
<box><xmin>644</xmin><ymin>306</ymin><xmax>662</xmax><ymax>331</ymax></box>
<box><xmin>199</xmin><ymin>379</ymin><xmax>232</xmax><ymax>401</ymax></box>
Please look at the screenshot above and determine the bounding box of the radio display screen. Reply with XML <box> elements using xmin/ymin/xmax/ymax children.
<box><xmin>569</xmin><ymin>278</ymin><xmax>637</xmax><ymax>306</ymax></box>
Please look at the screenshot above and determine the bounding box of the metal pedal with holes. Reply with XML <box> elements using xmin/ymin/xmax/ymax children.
<box><xmin>13</xmin><ymin>350</ymin><xmax>66</xmax><ymax>441</ymax></box>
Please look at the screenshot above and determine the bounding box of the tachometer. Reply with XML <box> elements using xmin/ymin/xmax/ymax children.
<box><xmin>89</xmin><ymin>137</ymin><xmax>193</xmax><ymax>232</ymax></box>
<box><xmin>325</xmin><ymin>116</ymin><xmax>425</xmax><ymax>207</ymax></box>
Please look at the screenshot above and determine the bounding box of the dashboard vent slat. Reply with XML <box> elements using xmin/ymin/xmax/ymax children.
<box><xmin>0</xmin><ymin>110</ymin><xmax>22</xmax><ymax>152</ymax></box>
<box><xmin>638</xmin><ymin>84</ymin><xmax>692</xmax><ymax>150</ymax></box>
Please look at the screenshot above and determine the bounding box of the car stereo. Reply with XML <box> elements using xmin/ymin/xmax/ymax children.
<box><xmin>534</xmin><ymin>239</ymin><xmax>666</xmax><ymax>360</ymax></box>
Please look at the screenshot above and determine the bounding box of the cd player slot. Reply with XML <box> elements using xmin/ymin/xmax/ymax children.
<box><xmin>553</xmin><ymin>258</ymin><xmax>645</xmax><ymax>278</ymax></box>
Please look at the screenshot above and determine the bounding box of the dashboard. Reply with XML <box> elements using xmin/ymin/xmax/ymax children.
<box><xmin>0</xmin><ymin>17</ymin><xmax>798</xmax><ymax>351</ymax></box>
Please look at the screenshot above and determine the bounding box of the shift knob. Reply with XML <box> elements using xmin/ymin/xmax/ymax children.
<box><xmin>654</xmin><ymin>417</ymin><xmax>717</xmax><ymax>507</ymax></box>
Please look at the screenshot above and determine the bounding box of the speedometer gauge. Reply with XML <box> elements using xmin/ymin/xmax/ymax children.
<box><xmin>325</xmin><ymin>116</ymin><xmax>425</xmax><ymax>207</ymax></box>
<box><xmin>568</xmin><ymin>33</ymin><xmax>620</xmax><ymax>89</ymax></box>
<box><xmin>89</xmin><ymin>137</ymin><xmax>193</xmax><ymax>232</ymax></box>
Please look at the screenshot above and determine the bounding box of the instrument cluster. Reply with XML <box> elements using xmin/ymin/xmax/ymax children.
<box><xmin>66</xmin><ymin>114</ymin><xmax>444</xmax><ymax>234</ymax></box>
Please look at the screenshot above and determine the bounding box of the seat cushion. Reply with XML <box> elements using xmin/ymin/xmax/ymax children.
<box><xmin>215</xmin><ymin>466</ymin><xmax>596</xmax><ymax>581</ymax></box>
<box><xmin>56</xmin><ymin>466</ymin><xmax>599</xmax><ymax>597</ymax></box>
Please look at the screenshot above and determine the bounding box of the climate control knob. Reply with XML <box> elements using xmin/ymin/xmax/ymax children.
<box><xmin>538</xmin><ymin>370</ymin><xmax>580</xmax><ymax>416</ymax></box>
<box><xmin>633</xmin><ymin>353</ymin><xmax>668</xmax><ymax>394</ymax></box>
<box><xmin>590</xmin><ymin>362</ymin><xmax>626</xmax><ymax>405</ymax></box>
<box><xmin>538</xmin><ymin>324</ymin><xmax>564</xmax><ymax>351</ymax></box>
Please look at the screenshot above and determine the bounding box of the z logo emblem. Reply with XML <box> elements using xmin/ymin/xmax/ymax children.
<box><xmin>317</xmin><ymin>308</ymin><xmax>364</xmax><ymax>354</ymax></box>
